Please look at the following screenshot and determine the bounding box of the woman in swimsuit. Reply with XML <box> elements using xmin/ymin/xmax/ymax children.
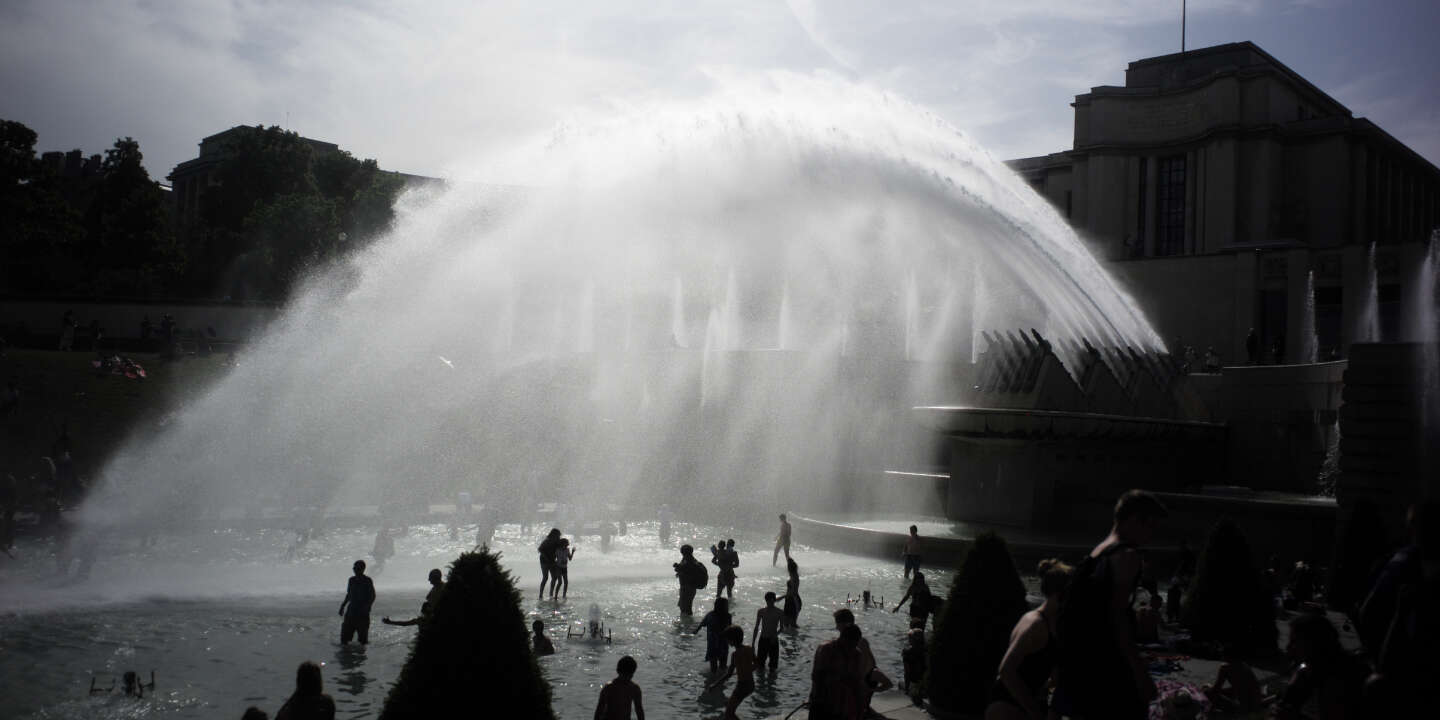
<box><xmin>986</xmin><ymin>558</ymin><xmax>1073</xmax><ymax>720</ymax></box>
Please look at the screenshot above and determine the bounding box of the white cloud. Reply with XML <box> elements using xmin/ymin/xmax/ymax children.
<box><xmin>0</xmin><ymin>0</ymin><xmax>1432</xmax><ymax>180</ymax></box>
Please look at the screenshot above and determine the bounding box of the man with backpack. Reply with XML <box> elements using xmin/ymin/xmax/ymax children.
<box><xmin>674</xmin><ymin>544</ymin><xmax>708</xmax><ymax>615</ymax></box>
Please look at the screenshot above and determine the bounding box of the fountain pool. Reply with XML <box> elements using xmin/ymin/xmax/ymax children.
<box><xmin>0</xmin><ymin>520</ymin><xmax>1004</xmax><ymax>719</ymax></box>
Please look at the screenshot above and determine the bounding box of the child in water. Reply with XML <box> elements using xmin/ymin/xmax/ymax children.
<box><xmin>693</xmin><ymin>598</ymin><xmax>733</xmax><ymax>673</ymax></box>
<box><xmin>550</xmin><ymin>538</ymin><xmax>574</xmax><ymax>600</ymax></box>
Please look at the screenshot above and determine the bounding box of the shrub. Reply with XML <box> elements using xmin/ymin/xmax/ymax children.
<box><xmin>924</xmin><ymin>531</ymin><xmax>1027</xmax><ymax>713</ymax></box>
<box><xmin>380</xmin><ymin>550</ymin><xmax>555</xmax><ymax>719</ymax></box>
<box><xmin>1182</xmin><ymin>518</ymin><xmax>1277</xmax><ymax>654</ymax></box>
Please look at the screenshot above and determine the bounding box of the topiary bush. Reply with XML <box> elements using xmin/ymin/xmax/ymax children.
<box><xmin>1182</xmin><ymin>518</ymin><xmax>1277</xmax><ymax>655</ymax></box>
<box><xmin>380</xmin><ymin>550</ymin><xmax>555</xmax><ymax>719</ymax></box>
<box><xmin>924</xmin><ymin>531</ymin><xmax>1028</xmax><ymax>714</ymax></box>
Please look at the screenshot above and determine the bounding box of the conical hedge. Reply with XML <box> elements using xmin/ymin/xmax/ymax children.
<box><xmin>1182</xmin><ymin>518</ymin><xmax>1277</xmax><ymax>654</ymax></box>
<box><xmin>380</xmin><ymin>550</ymin><xmax>555</xmax><ymax>719</ymax></box>
<box><xmin>924</xmin><ymin>531</ymin><xmax>1028</xmax><ymax>713</ymax></box>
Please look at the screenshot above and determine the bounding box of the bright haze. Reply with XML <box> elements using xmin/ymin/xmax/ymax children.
<box><xmin>1</xmin><ymin>0</ymin><xmax>1436</xmax><ymax>181</ymax></box>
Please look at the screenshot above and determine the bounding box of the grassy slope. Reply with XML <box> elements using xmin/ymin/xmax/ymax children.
<box><xmin>1</xmin><ymin>348</ymin><xmax>235</xmax><ymax>484</ymax></box>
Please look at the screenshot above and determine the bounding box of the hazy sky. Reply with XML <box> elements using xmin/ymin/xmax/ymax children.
<box><xmin>2</xmin><ymin>0</ymin><xmax>1436</xmax><ymax>181</ymax></box>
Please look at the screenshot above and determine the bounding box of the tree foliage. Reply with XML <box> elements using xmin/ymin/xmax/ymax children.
<box><xmin>1182</xmin><ymin>518</ymin><xmax>1278</xmax><ymax>654</ymax></box>
<box><xmin>925</xmin><ymin>531</ymin><xmax>1029</xmax><ymax>713</ymax></box>
<box><xmin>0</xmin><ymin>119</ymin><xmax>408</xmax><ymax>301</ymax></box>
<box><xmin>380</xmin><ymin>550</ymin><xmax>556</xmax><ymax>719</ymax></box>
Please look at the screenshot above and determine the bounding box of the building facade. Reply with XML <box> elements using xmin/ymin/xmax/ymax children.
<box><xmin>1008</xmin><ymin>42</ymin><xmax>1440</xmax><ymax>365</ymax></box>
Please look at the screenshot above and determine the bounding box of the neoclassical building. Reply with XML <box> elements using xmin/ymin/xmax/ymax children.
<box><xmin>1008</xmin><ymin>41</ymin><xmax>1439</xmax><ymax>364</ymax></box>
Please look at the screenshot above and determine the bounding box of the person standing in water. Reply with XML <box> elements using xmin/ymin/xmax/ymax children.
<box><xmin>892</xmin><ymin>570</ymin><xmax>934</xmax><ymax>629</ymax></box>
<box><xmin>338</xmin><ymin>560</ymin><xmax>376</xmax><ymax>645</ymax></box>
<box><xmin>707</xmin><ymin>625</ymin><xmax>756</xmax><ymax>720</ymax></box>
<box><xmin>903</xmin><ymin>525</ymin><xmax>922</xmax><ymax>579</ymax></box>
<box><xmin>674</xmin><ymin>544</ymin><xmax>708</xmax><ymax>615</ymax></box>
<box><xmin>538</xmin><ymin>528</ymin><xmax>562</xmax><ymax>600</ymax></box>
<box><xmin>550</xmin><ymin>537</ymin><xmax>574</xmax><ymax>600</ymax></box>
<box><xmin>782</xmin><ymin>558</ymin><xmax>802</xmax><ymax>629</ymax></box>
<box><xmin>658</xmin><ymin>504</ymin><xmax>673</xmax><ymax>546</ymax></box>
<box><xmin>753</xmin><ymin>592</ymin><xmax>785</xmax><ymax>671</ymax></box>
<box><xmin>594</xmin><ymin>655</ymin><xmax>646</xmax><ymax>720</ymax></box>
<box><xmin>773</xmin><ymin>514</ymin><xmax>792</xmax><ymax>566</ymax></box>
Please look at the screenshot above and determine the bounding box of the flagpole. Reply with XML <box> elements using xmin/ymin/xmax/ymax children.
<box><xmin>1182</xmin><ymin>0</ymin><xmax>1187</xmax><ymax>52</ymax></box>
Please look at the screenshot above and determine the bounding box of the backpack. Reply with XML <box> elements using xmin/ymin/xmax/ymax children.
<box><xmin>688</xmin><ymin>560</ymin><xmax>709</xmax><ymax>589</ymax></box>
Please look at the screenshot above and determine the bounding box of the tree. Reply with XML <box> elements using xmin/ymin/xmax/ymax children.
<box><xmin>91</xmin><ymin>138</ymin><xmax>179</xmax><ymax>293</ymax></box>
<box><xmin>380</xmin><ymin>550</ymin><xmax>556</xmax><ymax>719</ymax></box>
<box><xmin>1182</xmin><ymin>518</ymin><xmax>1277</xmax><ymax>654</ymax></box>
<box><xmin>925</xmin><ymin>531</ymin><xmax>1029</xmax><ymax>713</ymax></box>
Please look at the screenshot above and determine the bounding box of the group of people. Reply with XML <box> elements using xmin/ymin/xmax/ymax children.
<box><xmin>975</xmin><ymin>490</ymin><xmax>1436</xmax><ymax>720</ymax></box>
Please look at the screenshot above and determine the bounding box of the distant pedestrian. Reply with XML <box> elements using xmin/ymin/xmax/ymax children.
<box><xmin>58</xmin><ymin>310</ymin><xmax>76</xmax><ymax>351</ymax></box>
<box><xmin>773</xmin><ymin>513</ymin><xmax>792</xmax><ymax>566</ymax></box>
<box><xmin>782</xmin><ymin>558</ymin><xmax>802</xmax><ymax>629</ymax></box>
<box><xmin>274</xmin><ymin>661</ymin><xmax>336</xmax><ymax>720</ymax></box>
<box><xmin>1054</xmin><ymin>489</ymin><xmax>1168</xmax><ymax>720</ymax></box>
<box><xmin>673</xmin><ymin>544</ymin><xmax>708</xmax><ymax>615</ymax></box>
<box><xmin>338</xmin><ymin>560</ymin><xmax>375</xmax><ymax>645</ymax></box>
<box><xmin>538</xmin><ymin>528</ymin><xmax>562</xmax><ymax>599</ymax></box>
<box><xmin>903</xmin><ymin>524</ymin><xmax>922</xmax><ymax>579</ymax></box>
<box><xmin>1245</xmin><ymin>328</ymin><xmax>1259</xmax><ymax>364</ymax></box>
<box><xmin>752</xmin><ymin>592</ymin><xmax>784</xmax><ymax>671</ymax></box>
<box><xmin>706</xmin><ymin>625</ymin><xmax>755</xmax><ymax>720</ymax></box>
<box><xmin>693</xmin><ymin>597</ymin><xmax>732</xmax><ymax>673</ymax></box>
<box><xmin>371</xmin><ymin>526</ymin><xmax>394</xmax><ymax>574</ymax></box>
<box><xmin>594</xmin><ymin>655</ymin><xmax>645</xmax><ymax>720</ymax></box>
<box><xmin>658</xmin><ymin>504</ymin><xmax>673</xmax><ymax>546</ymax></box>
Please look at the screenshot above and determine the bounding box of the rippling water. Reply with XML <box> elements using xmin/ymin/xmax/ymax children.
<box><xmin>0</xmin><ymin>520</ymin><xmax>990</xmax><ymax>719</ymax></box>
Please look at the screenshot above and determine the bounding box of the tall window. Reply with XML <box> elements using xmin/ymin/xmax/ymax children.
<box><xmin>1132</xmin><ymin>157</ymin><xmax>1147</xmax><ymax>259</ymax></box>
<box><xmin>1156</xmin><ymin>155</ymin><xmax>1187</xmax><ymax>256</ymax></box>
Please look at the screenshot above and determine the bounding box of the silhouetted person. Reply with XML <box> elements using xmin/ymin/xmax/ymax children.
<box><xmin>1245</xmin><ymin>328</ymin><xmax>1259</xmax><ymax>364</ymax></box>
<box><xmin>903</xmin><ymin>524</ymin><xmax>922</xmax><ymax>578</ymax></box>
<box><xmin>381</xmin><ymin>601</ymin><xmax>431</xmax><ymax>627</ymax></box>
<box><xmin>674</xmin><ymin>544</ymin><xmax>707</xmax><ymax>615</ymax></box>
<box><xmin>550</xmin><ymin>537</ymin><xmax>574</xmax><ymax>599</ymax></box>
<box><xmin>693</xmin><ymin>597</ymin><xmax>732</xmax><ymax>673</ymax></box>
<box><xmin>773</xmin><ymin>513</ymin><xmax>792</xmax><ymax>566</ymax></box>
<box><xmin>752</xmin><ymin>592</ymin><xmax>784</xmax><ymax>670</ymax></box>
<box><xmin>987</xmin><ymin>558</ymin><xmax>1073</xmax><ymax>720</ymax></box>
<box><xmin>834</xmin><ymin>607</ymin><xmax>889</xmax><ymax>713</ymax></box>
<box><xmin>538</xmin><ymin>528</ymin><xmax>562</xmax><ymax>599</ymax></box>
<box><xmin>371</xmin><ymin>526</ymin><xmax>394</xmax><ymax>574</ymax></box>
<box><xmin>1275</xmin><ymin>613</ymin><xmax>1366</xmax><ymax>720</ymax></box>
<box><xmin>808</xmin><ymin>623</ymin><xmax>865</xmax><ymax>720</ymax></box>
<box><xmin>1360</xmin><ymin>500</ymin><xmax>1438</xmax><ymax>715</ymax></box>
<box><xmin>713</xmin><ymin>537</ymin><xmax>737</xmax><ymax>599</ymax></box>
<box><xmin>58</xmin><ymin>310</ymin><xmax>75</xmax><ymax>351</ymax></box>
<box><xmin>782</xmin><ymin>557</ymin><xmax>802</xmax><ymax>629</ymax></box>
<box><xmin>1055</xmin><ymin>489</ymin><xmax>1168</xmax><ymax>720</ymax></box>
<box><xmin>658</xmin><ymin>504</ymin><xmax>672</xmax><ymax>546</ymax></box>
<box><xmin>533</xmin><ymin>619</ymin><xmax>555</xmax><ymax>656</ymax></box>
<box><xmin>706</xmin><ymin>625</ymin><xmax>755</xmax><ymax>720</ymax></box>
<box><xmin>901</xmin><ymin>626</ymin><xmax>926</xmax><ymax>698</ymax></box>
<box><xmin>892</xmin><ymin>570</ymin><xmax>933</xmax><ymax>628</ymax></box>
<box><xmin>1201</xmin><ymin>644</ymin><xmax>1265</xmax><ymax>715</ymax></box>
<box><xmin>338</xmin><ymin>560</ymin><xmax>375</xmax><ymax>645</ymax></box>
<box><xmin>594</xmin><ymin>655</ymin><xmax>645</xmax><ymax>720</ymax></box>
<box><xmin>275</xmin><ymin>661</ymin><xmax>335</xmax><ymax>720</ymax></box>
